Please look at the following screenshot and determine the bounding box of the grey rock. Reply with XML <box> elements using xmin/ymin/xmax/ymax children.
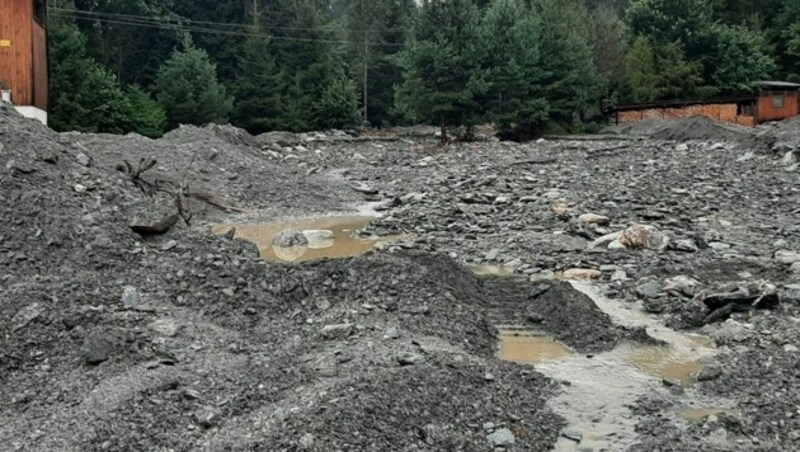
<box><xmin>271</xmin><ymin>229</ymin><xmax>309</xmax><ymax>248</ymax></box>
<box><xmin>303</xmin><ymin>229</ymin><xmax>335</xmax><ymax>249</ymax></box>
<box><xmin>635</xmin><ymin>280</ymin><xmax>663</xmax><ymax>299</ymax></box>
<box><xmin>485</xmin><ymin>248</ymin><xmax>501</xmax><ymax>261</ymax></box>
<box><xmin>82</xmin><ymin>332</ymin><xmax>114</xmax><ymax>365</ymax></box>
<box><xmin>315</xmin><ymin>298</ymin><xmax>331</xmax><ymax>311</ymax></box>
<box><xmin>121</xmin><ymin>286</ymin><xmax>141</xmax><ymax>308</ymax></box>
<box><xmin>578</xmin><ymin>213</ymin><xmax>610</xmax><ymax>225</ymax></box>
<box><xmin>561</xmin><ymin>430</ymin><xmax>583</xmax><ymax>442</ymax></box>
<box><xmin>588</xmin><ymin>231</ymin><xmax>622</xmax><ymax>250</ymax></box>
<box><xmin>619</xmin><ymin>224</ymin><xmax>668</xmax><ymax>252</ymax></box>
<box><xmin>76</xmin><ymin>152</ymin><xmax>91</xmax><ymax>167</ymax></box>
<box><xmin>611</xmin><ymin>270</ymin><xmax>628</xmax><ymax>281</ymax></box>
<box><xmin>784</xmin><ymin>344</ymin><xmax>799</xmax><ymax>353</ymax></box>
<box><xmin>299</xmin><ymin>433</ymin><xmax>315</xmax><ymax>449</ymax></box>
<box><xmin>672</xmin><ymin>239</ymin><xmax>699</xmax><ymax>253</ymax></box>
<box><xmin>194</xmin><ymin>406</ymin><xmax>223</xmax><ymax>429</ymax></box>
<box><xmin>397</xmin><ymin>352</ymin><xmax>425</xmax><ymax>366</ymax></box>
<box><xmin>783</xmin><ymin>150</ymin><xmax>798</xmax><ymax>165</ymax></box>
<box><xmin>487</xmin><ymin>428</ymin><xmax>516</xmax><ymax>447</ymax></box>
<box><xmin>148</xmin><ymin>319</ymin><xmax>179</xmax><ymax>337</ymax></box>
<box><xmin>775</xmin><ymin>250</ymin><xmax>800</xmax><ymax>265</ymax></box>
<box><xmin>664</xmin><ymin>275</ymin><xmax>701</xmax><ymax>296</ymax></box>
<box><xmin>320</xmin><ymin>324</ymin><xmax>353</xmax><ymax>340</ymax></box>
<box><xmin>383</xmin><ymin>327</ymin><xmax>400</xmax><ymax>340</ymax></box>
<box><xmin>696</xmin><ymin>365</ymin><xmax>722</xmax><ymax>382</ymax></box>
<box><xmin>484</xmin><ymin>372</ymin><xmax>495</xmax><ymax>382</ymax></box>
<box><xmin>11</xmin><ymin>303</ymin><xmax>44</xmax><ymax>332</ymax></box>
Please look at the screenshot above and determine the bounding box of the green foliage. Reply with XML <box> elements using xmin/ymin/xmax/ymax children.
<box><xmin>154</xmin><ymin>39</ymin><xmax>233</xmax><ymax>128</ymax></box>
<box><xmin>535</xmin><ymin>0</ymin><xmax>605</xmax><ymax>125</ymax></box>
<box><xmin>314</xmin><ymin>76</ymin><xmax>361</xmax><ymax>129</ymax></box>
<box><xmin>231</xmin><ymin>34</ymin><xmax>285</xmax><ymax>134</ymax></box>
<box><xmin>125</xmin><ymin>85</ymin><xmax>167</xmax><ymax>138</ymax></box>
<box><xmin>397</xmin><ymin>0</ymin><xmax>483</xmax><ymax>141</ymax></box>
<box><xmin>48</xmin><ymin>19</ymin><xmax>132</xmax><ymax>134</ymax></box>
<box><xmin>710</xmin><ymin>25</ymin><xmax>776</xmax><ymax>94</ymax></box>
<box><xmin>479</xmin><ymin>0</ymin><xmax>548</xmax><ymax>137</ymax></box>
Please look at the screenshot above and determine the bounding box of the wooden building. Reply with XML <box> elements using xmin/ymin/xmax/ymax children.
<box><xmin>0</xmin><ymin>0</ymin><xmax>48</xmax><ymax>124</ymax></box>
<box><xmin>610</xmin><ymin>82</ymin><xmax>800</xmax><ymax>128</ymax></box>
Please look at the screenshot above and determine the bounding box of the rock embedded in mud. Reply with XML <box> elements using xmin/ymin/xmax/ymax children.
<box><xmin>487</xmin><ymin>428</ymin><xmax>516</xmax><ymax>447</ymax></box>
<box><xmin>320</xmin><ymin>324</ymin><xmax>353</xmax><ymax>340</ymax></box>
<box><xmin>619</xmin><ymin>224</ymin><xmax>669</xmax><ymax>252</ymax></box>
<box><xmin>561</xmin><ymin>430</ymin><xmax>583</xmax><ymax>443</ymax></box>
<box><xmin>11</xmin><ymin>303</ymin><xmax>44</xmax><ymax>332</ymax></box>
<box><xmin>121</xmin><ymin>286</ymin><xmax>141</xmax><ymax>308</ymax></box>
<box><xmin>397</xmin><ymin>352</ymin><xmax>425</xmax><ymax>366</ymax></box>
<box><xmin>194</xmin><ymin>406</ymin><xmax>223</xmax><ymax>429</ymax></box>
<box><xmin>82</xmin><ymin>332</ymin><xmax>114</xmax><ymax>365</ymax></box>
<box><xmin>271</xmin><ymin>229</ymin><xmax>309</xmax><ymax>248</ymax></box>
<box><xmin>775</xmin><ymin>250</ymin><xmax>800</xmax><ymax>265</ymax></box>
<box><xmin>562</xmin><ymin>268</ymin><xmax>601</xmax><ymax>280</ymax></box>
<box><xmin>148</xmin><ymin>319</ymin><xmax>179</xmax><ymax>337</ymax></box>
<box><xmin>579</xmin><ymin>213</ymin><xmax>610</xmax><ymax>225</ymax></box>
<box><xmin>696</xmin><ymin>365</ymin><xmax>722</xmax><ymax>382</ymax></box>
<box><xmin>302</xmin><ymin>229</ymin><xmax>335</xmax><ymax>249</ymax></box>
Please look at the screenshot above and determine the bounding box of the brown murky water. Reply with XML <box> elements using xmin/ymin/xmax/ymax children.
<box><xmin>624</xmin><ymin>345</ymin><xmax>704</xmax><ymax>386</ymax></box>
<box><xmin>212</xmin><ymin>216</ymin><xmax>410</xmax><ymax>263</ymax></box>
<box><xmin>497</xmin><ymin>330</ymin><xmax>571</xmax><ymax>364</ymax></box>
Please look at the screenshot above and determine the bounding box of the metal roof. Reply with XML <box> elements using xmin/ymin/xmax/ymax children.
<box><xmin>758</xmin><ymin>81</ymin><xmax>800</xmax><ymax>89</ymax></box>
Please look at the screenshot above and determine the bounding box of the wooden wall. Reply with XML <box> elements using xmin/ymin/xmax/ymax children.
<box><xmin>757</xmin><ymin>90</ymin><xmax>799</xmax><ymax>123</ymax></box>
<box><xmin>31</xmin><ymin>20</ymin><xmax>47</xmax><ymax>110</ymax></box>
<box><xmin>618</xmin><ymin>103</ymin><xmax>756</xmax><ymax>127</ymax></box>
<box><xmin>0</xmin><ymin>0</ymin><xmax>34</xmax><ymax>106</ymax></box>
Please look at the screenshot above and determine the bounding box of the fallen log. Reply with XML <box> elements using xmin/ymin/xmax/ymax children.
<box><xmin>702</xmin><ymin>290</ymin><xmax>780</xmax><ymax>324</ymax></box>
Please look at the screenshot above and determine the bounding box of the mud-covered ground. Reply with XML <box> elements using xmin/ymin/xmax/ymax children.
<box><xmin>1</xmin><ymin>106</ymin><xmax>799</xmax><ymax>451</ymax></box>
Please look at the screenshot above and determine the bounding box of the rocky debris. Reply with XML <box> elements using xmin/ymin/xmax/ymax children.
<box><xmin>397</xmin><ymin>352</ymin><xmax>425</xmax><ymax>366</ymax></box>
<box><xmin>82</xmin><ymin>332</ymin><xmax>114</xmax><ymax>365</ymax></box>
<box><xmin>696</xmin><ymin>365</ymin><xmax>723</xmax><ymax>382</ymax></box>
<box><xmin>148</xmin><ymin>319</ymin><xmax>179</xmax><ymax>337</ymax></box>
<box><xmin>487</xmin><ymin>428</ymin><xmax>516</xmax><ymax>447</ymax></box>
<box><xmin>11</xmin><ymin>303</ymin><xmax>44</xmax><ymax>332</ymax></box>
<box><xmin>775</xmin><ymin>250</ymin><xmax>800</xmax><ymax>265</ymax></box>
<box><xmin>121</xmin><ymin>286</ymin><xmax>142</xmax><ymax>308</ymax></box>
<box><xmin>320</xmin><ymin>324</ymin><xmax>353</xmax><ymax>340</ymax></box>
<box><xmin>193</xmin><ymin>406</ymin><xmax>223</xmax><ymax>429</ymax></box>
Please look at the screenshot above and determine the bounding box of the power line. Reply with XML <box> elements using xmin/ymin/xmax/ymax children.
<box><xmin>49</xmin><ymin>7</ymin><xmax>407</xmax><ymax>34</ymax></box>
<box><xmin>50</xmin><ymin>10</ymin><xmax>405</xmax><ymax>47</ymax></box>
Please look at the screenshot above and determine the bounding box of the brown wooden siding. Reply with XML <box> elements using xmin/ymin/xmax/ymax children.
<box><xmin>757</xmin><ymin>90</ymin><xmax>799</xmax><ymax>123</ymax></box>
<box><xmin>617</xmin><ymin>103</ymin><xmax>756</xmax><ymax>127</ymax></box>
<box><xmin>0</xmin><ymin>0</ymin><xmax>34</xmax><ymax>106</ymax></box>
<box><xmin>31</xmin><ymin>20</ymin><xmax>47</xmax><ymax>110</ymax></box>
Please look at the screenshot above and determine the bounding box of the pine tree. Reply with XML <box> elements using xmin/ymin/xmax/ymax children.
<box><xmin>397</xmin><ymin>0</ymin><xmax>483</xmax><ymax>143</ymax></box>
<box><xmin>231</xmin><ymin>33</ymin><xmax>286</xmax><ymax>134</ymax></box>
<box><xmin>125</xmin><ymin>85</ymin><xmax>167</xmax><ymax>138</ymax></box>
<box><xmin>48</xmin><ymin>19</ymin><xmax>132</xmax><ymax>134</ymax></box>
<box><xmin>154</xmin><ymin>37</ymin><xmax>234</xmax><ymax>128</ymax></box>
<box><xmin>479</xmin><ymin>0</ymin><xmax>548</xmax><ymax>139</ymax></box>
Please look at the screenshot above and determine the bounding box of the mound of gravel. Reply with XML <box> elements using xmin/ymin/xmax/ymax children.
<box><xmin>650</xmin><ymin>116</ymin><xmax>753</xmax><ymax>142</ymax></box>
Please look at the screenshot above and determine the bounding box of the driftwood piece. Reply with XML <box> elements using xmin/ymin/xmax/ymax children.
<box><xmin>130</xmin><ymin>214</ymin><xmax>180</xmax><ymax>236</ymax></box>
<box><xmin>702</xmin><ymin>290</ymin><xmax>780</xmax><ymax>324</ymax></box>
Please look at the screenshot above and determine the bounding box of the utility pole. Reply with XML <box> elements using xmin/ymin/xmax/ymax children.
<box><xmin>362</xmin><ymin>0</ymin><xmax>369</xmax><ymax>125</ymax></box>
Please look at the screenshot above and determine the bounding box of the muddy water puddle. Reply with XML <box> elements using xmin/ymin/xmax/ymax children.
<box><xmin>498</xmin><ymin>282</ymin><xmax>724</xmax><ymax>452</ymax></box>
<box><xmin>212</xmin><ymin>216</ymin><xmax>411</xmax><ymax>263</ymax></box>
<box><xmin>497</xmin><ymin>330</ymin><xmax>571</xmax><ymax>364</ymax></box>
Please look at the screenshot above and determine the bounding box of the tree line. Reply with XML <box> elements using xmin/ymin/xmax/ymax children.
<box><xmin>46</xmin><ymin>0</ymin><xmax>798</xmax><ymax>140</ymax></box>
